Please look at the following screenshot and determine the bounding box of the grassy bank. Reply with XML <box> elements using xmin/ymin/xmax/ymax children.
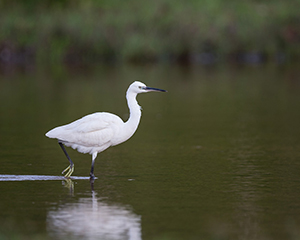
<box><xmin>1</xmin><ymin>0</ymin><xmax>300</xmax><ymax>64</ymax></box>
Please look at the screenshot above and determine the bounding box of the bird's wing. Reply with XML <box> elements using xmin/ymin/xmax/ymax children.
<box><xmin>63</xmin><ymin>112</ymin><xmax>122</xmax><ymax>133</ymax></box>
<box><xmin>46</xmin><ymin>112</ymin><xmax>124</xmax><ymax>147</ymax></box>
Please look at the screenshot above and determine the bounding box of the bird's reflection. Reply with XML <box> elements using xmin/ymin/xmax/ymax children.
<box><xmin>62</xmin><ymin>178</ymin><xmax>75</xmax><ymax>194</ymax></box>
<box><xmin>62</xmin><ymin>177</ymin><xmax>95</xmax><ymax>195</ymax></box>
<box><xmin>47</xmin><ymin>185</ymin><xmax>142</xmax><ymax>240</ymax></box>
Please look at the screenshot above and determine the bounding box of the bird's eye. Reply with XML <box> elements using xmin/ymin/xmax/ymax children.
<box><xmin>139</xmin><ymin>86</ymin><xmax>143</xmax><ymax>89</ymax></box>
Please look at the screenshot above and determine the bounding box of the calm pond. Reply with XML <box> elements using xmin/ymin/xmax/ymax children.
<box><xmin>0</xmin><ymin>64</ymin><xmax>300</xmax><ymax>239</ymax></box>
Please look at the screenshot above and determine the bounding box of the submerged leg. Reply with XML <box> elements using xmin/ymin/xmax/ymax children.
<box><xmin>90</xmin><ymin>152</ymin><xmax>98</xmax><ymax>179</ymax></box>
<box><xmin>59</xmin><ymin>142</ymin><xmax>74</xmax><ymax>178</ymax></box>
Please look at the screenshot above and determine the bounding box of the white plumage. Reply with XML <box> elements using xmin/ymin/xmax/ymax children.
<box><xmin>45</xmin><ymin>81</ymin><xmax>166</xmax><ymax>179</ymax></box>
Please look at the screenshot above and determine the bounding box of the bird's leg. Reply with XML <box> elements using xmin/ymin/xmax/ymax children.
<box><xmin>90</xmin><ymin>152</ymin><xmax>98</xmax><ymax>179</ymax></box>
<box><xmin>59</xmin><ymin>142</ymin><xmax>74</xmax><ymax>178</ymax></box>
<box><xmin>90</xmin><ymin>163</ymin><xmax>95</xmax><ymax>179</ymax></box>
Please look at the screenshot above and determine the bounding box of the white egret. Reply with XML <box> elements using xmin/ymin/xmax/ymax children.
<box><xmin>45</xmin><ymin>81</ymin><xmax>166</xmax><ymax>179</ymax></box>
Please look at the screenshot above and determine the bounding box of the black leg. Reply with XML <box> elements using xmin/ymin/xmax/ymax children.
<box><xmin>59</xmin><ymin>142</ymin><xmax>73</xmax><ymax>166</ymax></box>
<box><xmin>90</xmin><ymin>152</ymin><xmax>98</xmax><ymax>180</ymax></box>
<box><xmin>58</xmin><ymin>141</ymin><xmax>74</xmax><ymax>178</ymax></box>
<box><xmin>90</xmin><ymin>159</ymin><xmax>95</xmax><ymax>179</ymax></box>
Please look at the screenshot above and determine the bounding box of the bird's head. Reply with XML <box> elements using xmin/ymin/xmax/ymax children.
<box><xmin>128</xmin><ymin>81</ymin><xmax>167</xmax><ymax>94</ymax></box>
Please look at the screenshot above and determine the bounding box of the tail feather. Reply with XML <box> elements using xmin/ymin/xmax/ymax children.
<box><xmin>45</xmin><ymin>126</ymin><xmax>66</xmax><ymax>139</ymax></box>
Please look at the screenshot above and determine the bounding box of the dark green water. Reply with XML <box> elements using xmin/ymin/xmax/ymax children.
<box><xmin>0</xmin><ymin>64</ymin><xmax>300</xmax><ymax>240</ymax></box>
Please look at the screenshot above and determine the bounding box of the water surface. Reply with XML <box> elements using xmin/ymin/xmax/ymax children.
<box><xmin>0</xmin><ymin>64</ymin><xmax>300</xmax><ymax>239</ymax></box>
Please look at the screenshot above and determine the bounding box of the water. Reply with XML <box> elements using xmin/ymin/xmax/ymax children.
<box><xmin>0</xmin><ymin>64</ymin><xmax>300</xmax><ymax>239</ymax></box>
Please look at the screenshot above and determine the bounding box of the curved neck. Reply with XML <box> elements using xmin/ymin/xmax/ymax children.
<box><xmin>124</xmin><ymin>91</ymin><xmax>142</xmax><ymax>132</ymax></box>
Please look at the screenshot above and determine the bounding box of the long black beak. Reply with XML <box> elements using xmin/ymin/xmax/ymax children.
<box><xmin>145</xmin><ymin>86</ymin><xmax>167</xmax><ymax>92</ymax></box>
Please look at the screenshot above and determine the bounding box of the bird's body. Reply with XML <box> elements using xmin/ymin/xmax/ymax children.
<box><xmin>46</xmin><ymin>112</ymin><xmax>131</xmax><ymax>155</ymax></box>
<box><xmin>45</xmin><ymin>81</ymin><xmax>166</xmax><ymax>179</ymax></box>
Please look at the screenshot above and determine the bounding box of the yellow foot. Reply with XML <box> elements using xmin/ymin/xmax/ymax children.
<box><xmin>62</xmin><ymin>164</ymin><xmax>74</xmax><ymax>178</ymax></box>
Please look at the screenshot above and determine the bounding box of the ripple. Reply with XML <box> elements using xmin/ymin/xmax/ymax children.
<box><xmin>0</xmin><ymin>174</ymin><xmax>92</xmax><ymax>181</ymax></box>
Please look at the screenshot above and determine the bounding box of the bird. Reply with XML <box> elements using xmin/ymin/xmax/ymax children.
<box><xmin>45</xmin><ymin>81</ymin><xmax>166</xmax><ymax>179</ymax></box>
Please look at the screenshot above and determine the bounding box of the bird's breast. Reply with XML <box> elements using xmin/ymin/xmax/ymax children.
<box><xmin>110</xmin><ymin>123</ymin><xmax>138</xmax><ymax>146</ymax></box>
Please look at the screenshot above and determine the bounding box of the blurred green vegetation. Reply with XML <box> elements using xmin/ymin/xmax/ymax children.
<box><xmin>0</xmin><ymin>0</ymin><xmax>300</xmax><ymax>64</ymax></box>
